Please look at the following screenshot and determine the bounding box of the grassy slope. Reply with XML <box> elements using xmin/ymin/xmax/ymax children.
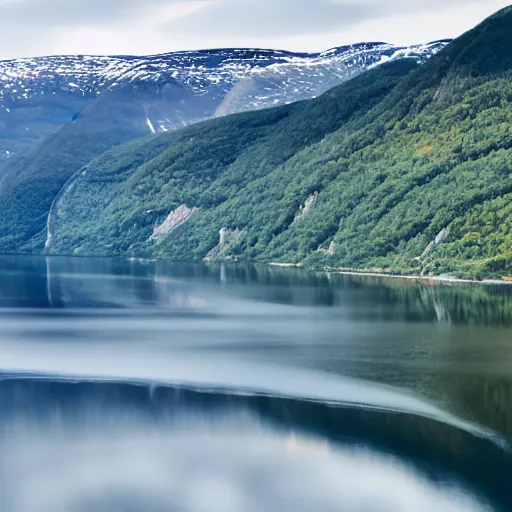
<box><xmin>47</xmin><ymin>7</ymin><xmax>512</xmax><ymax>278</ymax></box>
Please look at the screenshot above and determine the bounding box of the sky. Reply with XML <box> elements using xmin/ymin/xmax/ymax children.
<box><xmin>0</xmin><ymin>0</ymin><xmax>510</xmax><ymax>59</ymax></box>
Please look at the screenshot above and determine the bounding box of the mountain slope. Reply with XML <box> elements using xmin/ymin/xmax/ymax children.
<box><xmin>43</xmin><ymin>6</ymin><xmax>512</xmax><ymax>279</ymax></box>
<box><xmin>0</xmin><ymin>41</ymin><xmax>447</xmax><ymax>161</ymax></box>
<box><xmin>0</xmin><ymin>40</ymin><xmax>447</xmax><ymax>253</ymax></box>
<box><xmin>0</xmin><ymin>83</ymin><xmax>180</xmax><ymax>251</ymax></box>
<box><xmin>45</xmin><ymin>60</ymin><xmax>418</xmax><ymax>254</ymax></box>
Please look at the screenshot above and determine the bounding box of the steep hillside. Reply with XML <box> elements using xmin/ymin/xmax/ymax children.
<box><xmin>0</xmin><ymin>83</ymin><xmax>188</xmax><ymax>251</ymax></box>
<box><xmin>0</xmin><ymin>41</ymin><xmax>446</xmax><ymax>253</ymax></box>
<box><xmin>12</xmin><ymin>7</ymin><xmax>512</xmax><ymax>278</ymax></box>
<box><xmin>45</xmin><ymin>60</ymin><xmax>417</xmax><ymax>252</ymax></box>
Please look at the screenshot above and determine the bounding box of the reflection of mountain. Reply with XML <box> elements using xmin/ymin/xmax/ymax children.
<box><xmin>0</xmin><ymin>256</ymin><xmax>203</xmax><ymax>309</ymax></box>
<box><xmin>200</xmin><ymin>264</ymin><xmax>512</xmax><ymax>326</ymax></box>
<box><xmin>0</xmin><ymin>256</ymin><xmax>52</xmax><ymax>308</ymax></box>
<box><xmin>2</xmin><ymin>256</ymin><xmax>512</xmax><ymax>323</ymax></box>
<box><xmin>1</xmin><ymin>255</ymin><xmax>512</xmax><ymax>458</ymax></box>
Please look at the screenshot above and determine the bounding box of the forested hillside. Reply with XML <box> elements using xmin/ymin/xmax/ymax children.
<box><xmin>0</xmin><ymin>84</ymin><xmax>167</xmax><ymax>251</ymax></box>
<box><xmin>12</xmin><ymin>7</ymin><xmax>512</xmax><ymax>278</ymax></box>
<box><xmin>0</xmin><ymin>42</ymin><xmax>446</xmax><ymax>253</ymax></box>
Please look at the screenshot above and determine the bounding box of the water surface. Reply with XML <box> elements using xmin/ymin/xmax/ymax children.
<box><xmin>0</xmin><ymin>255</ymin><xmax>511</xmax><ymax>511</ymax></box>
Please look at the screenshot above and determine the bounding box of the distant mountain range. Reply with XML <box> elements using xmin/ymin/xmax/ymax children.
<box><xmin>0</xmin><ymin>41</ymin><xmax>449</xmax><ymax>160</ymax></box>
<box><xmin>4</xmin><ymin>5</ymin><xmax>512</xmax><ymax>280</ymax></box>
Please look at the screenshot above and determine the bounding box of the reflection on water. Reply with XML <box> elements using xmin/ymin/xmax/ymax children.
<box><xmin>0</xmin><ymin>423</ymin><xmax>489</xmax><ymax>512</ymax></box>
<box><xmin>2</xmin><ymin>255</ymin><xmax>512</xmax><ymax>322</ymax></box>
<box><xmin>0</xmin><ymin>255</ymin><xmax>511</xmax><ymax>510</ymax></box>
<box><xmin>0</xmin><ymin>379</ymin><xmax>508</xmax><ymax>512</ymax></box>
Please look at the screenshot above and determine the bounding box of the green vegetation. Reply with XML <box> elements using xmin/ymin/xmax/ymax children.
<box><xmin>6</xmin><ymin>7</ymin><xmax>512</xmax><ymax>279</ymax></box>
<box><xmin>47</xmin><ymin>60</ymin><xmax>420</xmax><ymax>258</ymax></box>
<box><xmin>0</xmin><ymin>85</ymin><xmax>167</xmax><ymax>252</ymax></box>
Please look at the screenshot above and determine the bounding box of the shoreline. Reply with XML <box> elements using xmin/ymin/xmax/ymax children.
<box><xmin>269</xmin><ymin>262</ymin><xmax>512</xmax><ymax>286</ymax></box>
<box><xmin>327</xmin><ymin>270</ymin><xmax>511</xmax><ymax>286</ymax></box>
<box><xmin>2</xmin><ymin>254</ymin><xmax>511</xmax><ymax>286</ymax></box>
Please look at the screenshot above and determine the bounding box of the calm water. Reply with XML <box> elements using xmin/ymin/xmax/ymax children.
<box><xmin>0</xmin><ymin>255</ymin><xmax>511</xmax><ymax>511</ymax></box>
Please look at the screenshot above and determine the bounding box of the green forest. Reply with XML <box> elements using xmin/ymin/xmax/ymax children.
<box><xmin>4</xmin><ymin>7</ymin><xmax>512</xmax><ymax>279</ymax></box>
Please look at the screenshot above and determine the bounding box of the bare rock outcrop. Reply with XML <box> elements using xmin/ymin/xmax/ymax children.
<box><xmin>293</xmin><ymin>192</ymin><xmax>318</xmax><ymax>223</ymax></box>
<box><xmin>204</xmin><ymin>227</ymin><xmax>246</xmax><ymax>261</ymax></box>
<box><xmin>150</xmin><ymin>205</ymin><xmax>198</xmax><ymax>244</ymax></box>
<box><xmin>415</xmin><ymin>227</ymin><xmax>451</xmax><ymax>262</ymax></box>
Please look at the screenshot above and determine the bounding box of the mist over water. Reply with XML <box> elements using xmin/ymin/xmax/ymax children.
<box><xmin>0</xmin><ymin>255</ymin><xmax>511</xmax><ymax>511</ymax></box>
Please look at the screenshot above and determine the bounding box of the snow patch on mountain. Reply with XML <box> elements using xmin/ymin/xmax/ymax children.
<box><xmin>0</xmin><ymin>42</ymin><xmax>450</xmax><ymax>106</ymax></box>
<box><xmin>0</xmin><ymin>41</ymin><xmax>451</xmax><ymax>160</ymax></box>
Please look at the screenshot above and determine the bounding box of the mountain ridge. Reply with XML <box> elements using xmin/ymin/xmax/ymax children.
<box><xmin>3</xmin><ymin>7</ymin><xmax>512</xmax><ymax>278</ymax></box>
<box><xmin>39</xmin><ymin>6</ymin><xmax>512</xmax><ymax>279</ymax></box>
<box><xmin>0</xmin><ymin>40</ymin><xmax>448</xmax><ymax>160</ymax></box>
<box><xmin>0</xmin><ymin>38</ymin><xmax>449</xmax><ymax>253</ymax></box>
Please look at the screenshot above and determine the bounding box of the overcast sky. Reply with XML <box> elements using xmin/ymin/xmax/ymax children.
<box><xmin>0</xmin><ymin>0</ymin><xmax>510</xmax><ymax>59</ymax></box>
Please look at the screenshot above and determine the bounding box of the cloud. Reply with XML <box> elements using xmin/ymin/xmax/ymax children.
<box><xmin>166</xmin><ymin>0</ymin><xmax>378</xmax><ymax>38</ymax></box>
<box><xmin>0</xmin><ymin>0</ymin><xmax>210</xmax><ymax>26</ymax></box>
<box><xmin>0</xmin><ymin>0</ymin><xmax>509</xmax><ymax>58</ymax></box>
<box><xmin>0</xmin><ymin>0</ymin><xmax>214</xmax><ymax>58</ymax></box>
<box><xmin>158</xmin><ymin>0</ymin><xmax>476</xmax><ymax>38</ymax></box>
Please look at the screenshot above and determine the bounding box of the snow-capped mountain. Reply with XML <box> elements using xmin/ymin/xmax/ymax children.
<box><xmin>0</xmin><ymin>40</ymin><xmax>450</xmax><ymax>159</ymax></box>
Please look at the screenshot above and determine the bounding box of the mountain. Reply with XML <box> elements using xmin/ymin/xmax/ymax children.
<box><xmin>0</xmin><ymin>40</ymin><xmax>448</xmax><ymax>252</ymax></box>
<box><xmin>38</xmin><ymin>6</ymin><xmax>512</xmax><ymax>280</ymax></box>
<box><xmin>0</xmin><ymin>81</ymin><xmax>224</xmax><ymax>251</ymax></box>
<box><xmin>0</xmin><ymin>42</ymin><xmax>448</xmax><ymax>161</ymax></box>
<box><xmin>43</xmin><ymin>59</ymin><xmax>417</xmax><ymax>251</ymax></box>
